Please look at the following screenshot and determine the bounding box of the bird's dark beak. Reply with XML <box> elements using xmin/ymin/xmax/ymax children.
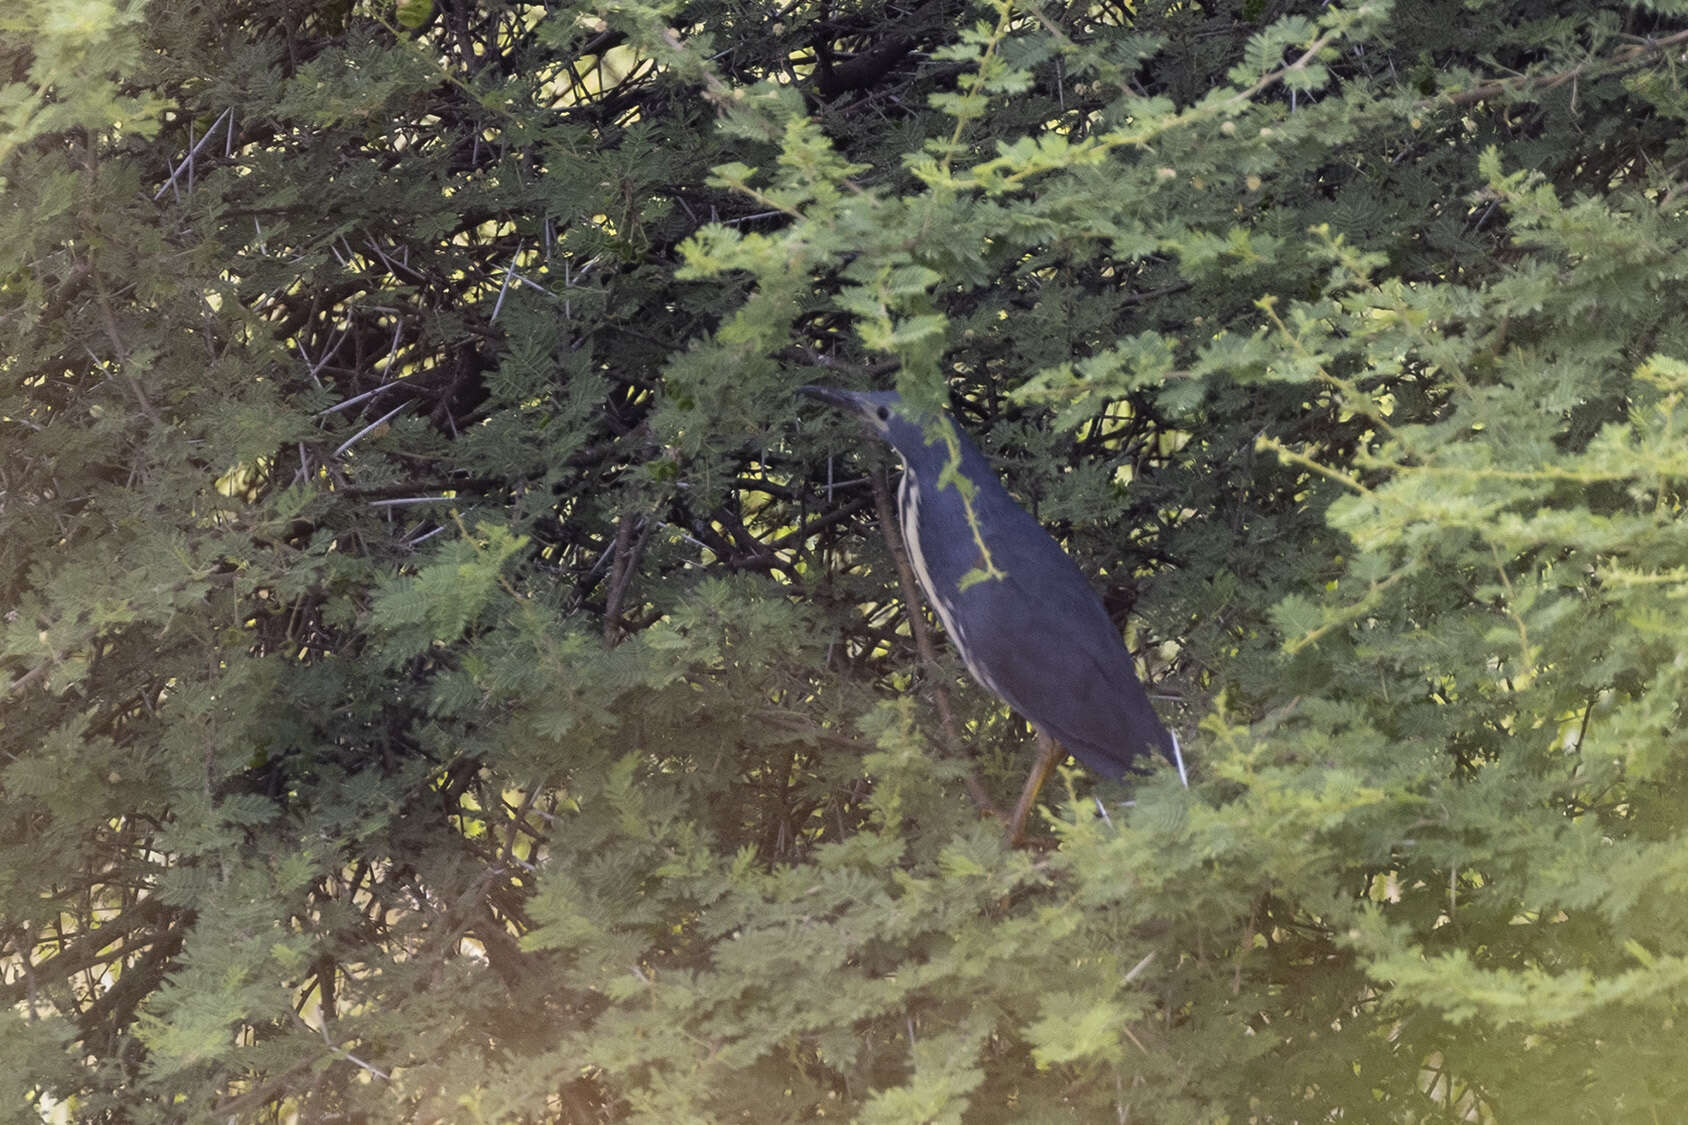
<box><xmin>797</xmin><ymin>385</ymin><xmax>868</xmax><ymax>415</ymax></box>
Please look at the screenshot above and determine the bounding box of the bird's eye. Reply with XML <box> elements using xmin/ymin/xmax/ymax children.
<box><xmin>875</xmin><ymin>405</ymin><xmax>890</xmax><ymax>422</ymax></box>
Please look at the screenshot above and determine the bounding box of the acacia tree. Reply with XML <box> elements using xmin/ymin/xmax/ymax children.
<box><xmin>4</xmin><ymin>0</ymin><xmax>1688</xmax><ymax>1120</ymax></box>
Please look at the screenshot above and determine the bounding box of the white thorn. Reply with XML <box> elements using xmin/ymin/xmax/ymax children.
<box><xmin>1171</xmin><ymin>730</ymin><xmax>1189</xmax><ymax>788</ymax></box>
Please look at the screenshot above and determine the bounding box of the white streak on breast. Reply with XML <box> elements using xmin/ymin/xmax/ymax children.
<box><xmin>898</xmin><ymin>464</ymin><xmax>1001</xmax><ymax>698</ymax></box>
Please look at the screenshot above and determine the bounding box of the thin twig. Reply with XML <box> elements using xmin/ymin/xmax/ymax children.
<box><xmin>368</xmin><ymin>495</ymin><xmax>452</xmax><ymax>508</ymax></box>
<box><xmin>4</xmin><ymin>661</ymin><xmax>53</xmax><ymax>699</ymax></box>
<box><xmin>90</xmin><ymin>270</ymin><xmax>161</xmax><ymax>425</ymax></box>
<box><xmin>153</xmin><ymin>107</ymin><xmax>233</xmax><ymax>200</ymax></box>
<box><xmin>501</xmin><ymin>786</ymin><xmax>540</xmax><ymax>866</ymax></box>
<box><xmin>378</xmin><ymin>316</ymin><xmax>405</xmax><ymax>375</ymax></box>
<box><xmin>491</xmin><ymin>239</ymin><xmax>525</xmax><ymax>322</ymax></box>
<box><xmin>333</xmin><ymin>400</ymin><xmax>412</xmax><ymax>458</ymax></box>
<box><xmin>1427</xmin><ymin>27</ymin><xmax>1688</xmax><ymax>108</ymax></box>
<box><xmin>316</xmin><ymin>380</ymin><xmax>405</xmax><ymax>417</ymax></box>
<box><xmin>603</xmin><ymin>514</ymin><xmax>654</xmax><ymax>643</ymax></box>
<box><xmin>295</xmin><ymin>327</ymin><xmax>349</xmax><ymax>390</ymax></box>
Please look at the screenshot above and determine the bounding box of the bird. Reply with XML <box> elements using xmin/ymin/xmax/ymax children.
<box><xmin>800</xmin><ymin>385</ymin><xmax>1185</xmax><ymax>842</ymax></box>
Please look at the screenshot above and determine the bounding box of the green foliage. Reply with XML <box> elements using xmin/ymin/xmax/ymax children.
<box><xmin>5</xmin><ymin>0</ymin><xmax>1688</xmax><ymax>1120</ymax></box>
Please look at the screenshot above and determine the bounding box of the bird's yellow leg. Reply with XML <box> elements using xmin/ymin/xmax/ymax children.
<box><xmin>1007</xmin><ymin>729</ymin><xmax>1063</xmax><ymax>847</ymax></box>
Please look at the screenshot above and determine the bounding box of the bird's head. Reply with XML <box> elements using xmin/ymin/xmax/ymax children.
<box><xmin>797</xmin><ymin>386</ymin><xmax>942</xmax><ymax>464</ymax></box>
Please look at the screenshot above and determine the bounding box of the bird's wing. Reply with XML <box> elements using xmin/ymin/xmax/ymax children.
<box><xmin>954</xmin><ymin>535</ymin><xmax>1169</xmax><ymax>779</ymax></box>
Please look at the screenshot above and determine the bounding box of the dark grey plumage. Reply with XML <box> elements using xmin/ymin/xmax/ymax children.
<box><xmin>802</xmin><ymin>386</ymin><xmax>1180</xmax><ymax>782</ymax></box>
